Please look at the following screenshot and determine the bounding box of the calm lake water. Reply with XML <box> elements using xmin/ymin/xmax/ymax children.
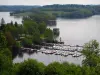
<box><xmin>51</xmin><ymin>16</ymin><xmax>100</xmax><ymax>45</ymax></box>
<box><xmin>0</xmin><ymin>12</ymin><xmax>22</xmax><ymax>24</ymax></box>
<box><xmin>1</xmin><ymin>12</ymin><xmax>100</xmax><ymax>65</ymax></box>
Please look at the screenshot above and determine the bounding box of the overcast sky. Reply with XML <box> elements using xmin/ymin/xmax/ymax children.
<box><xmin>0</xmin><ymin>0</ymin><xmax>100</xmax><ymax>5</ymax></box>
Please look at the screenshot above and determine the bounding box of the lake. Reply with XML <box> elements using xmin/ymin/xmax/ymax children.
<box><xmin>50</xmin><ymin>16</ymin><xmax>100</xmax><ymax>45</ymax></box>
<box><xmin>0</xmin><ymin>12</ymin><xmax>22</xmax><ymax>24</ymax></box>
<box><xmin>57</xmin><ymin>16</ymin><xmax>100</xmax><ymax>45</ymax></box>
<box><xmin>1</xmin><ymin>12</ymin><xmax>100</xmax><ymax>65</ymax></box>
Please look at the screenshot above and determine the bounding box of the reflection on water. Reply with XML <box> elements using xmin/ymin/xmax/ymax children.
<box><xmin>13</xmin><ymin>51</ymin><xmax>84</xmax><ymax>65</ymax></box>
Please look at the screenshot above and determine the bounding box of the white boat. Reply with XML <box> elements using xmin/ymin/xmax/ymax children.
<box><xmin>55</xmin><ymin>51</ymin><xmax>61</xmax><ymax>55</ymax></box>
<box><xmin>69</xmin><ymin>51</ymin><xmax>74</xmax><ymax>55</ymax></box>
<box><xmin>62</xmin><ymin>52</ymin><xmax>69</xmax><ymax>57</ymax></box>
<box><xmin>45</xmin><ymin>50</ymin><xmax>56</xmax><ymax>54</ymax></box>
<box><xmin>72</xmin><ymin>52</ymin><xmax>82</xmax><ymax>57</ymax></box>
<box><xmin>41</xmin><ymin>47</ymin><xmax>46</xmax><ymax>51</ymax></box>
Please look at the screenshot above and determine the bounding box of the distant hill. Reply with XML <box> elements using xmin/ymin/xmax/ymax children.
<box><xmin>40</xmin><ymin>4</ymin><xmax>100</xmax><ymax>18</ymax></box>
<box><xmin>0</xmin><ymin>5</ymin><xmax>40</xmax><ymax>12</ymax></box>
<box><xmin>1</xmin><ymin>4</ymin><xmax>100</xmax><ymax>19</ymax></box>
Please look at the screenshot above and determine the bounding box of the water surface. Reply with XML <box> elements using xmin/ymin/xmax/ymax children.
<box><xmin>13</xmin><ymin>52</ymin><xmax>84</xmax><ymax>65</ymax></box>
<box><xmin>55</xmin><ymin>15</ymin><xmax>100</xmax><ymax>45</ymax></box>
<box><xmin>0</xmin><ymin>12</ymin><xmax>22</xmax><ymax>24</ymax></box>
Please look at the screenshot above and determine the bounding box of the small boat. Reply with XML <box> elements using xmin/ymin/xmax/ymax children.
<box><xmin>60</xmin><ymin>51</ymin><xmax>66</xmax><ymax>56</ymax></box>
<box><xmin>72</xmin><ymin>52</ymin><xmax>82</xmax><ymax>57</ymax></box>
<box><xmin>37</xmin><ymin>50</ymin><xmax>41</xmax><ymax>52</ymax></box>
<box><xmin>63</xmin><ymin>52</ymin><xmax>69</xmax><ymax>57</ymax></box>
<box><xmin>55</xmin><ymin>51</ymin><xmax>61</xmax><ymax>55</ymax></box>
<box><xmin>41</xmin><ymin>47</ymin><xmax>46</xmax><ymax>51</ymax></box>
<box><xmin>69</xmin><ymin>52</ymin><xmax>74</xmax><ymax>55</ymax></box>
<box><xmin>45</xmin><ymin>50</ymin><xmax>55</xmax><ymax>54</ymax></box>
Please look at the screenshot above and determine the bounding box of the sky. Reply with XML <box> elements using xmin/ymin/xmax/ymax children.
<box><xmin>0</xmin><ymin>0</ymin><xmax>100</xmax><ymax>5</ymax></box>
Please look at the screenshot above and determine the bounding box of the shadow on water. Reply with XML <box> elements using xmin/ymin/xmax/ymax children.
<box><xmin>12</xmin><ymin>46</ymin><xmax>39</xmax><ymax>59</ymax></box>
<box><xmin>12</xmin><ymin>46</ymin><xmax>20</xmax><ymax>59</ymax></box>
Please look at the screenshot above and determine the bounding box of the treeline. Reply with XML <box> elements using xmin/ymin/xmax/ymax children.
<box><xmin>0</xmin><ymin>5</ymin><xmax>40</xmax><ymax>12</ymax></box>
<box><xmin>12</xmin><ymin>59</ymin><xmax>100</xmax><ymax>75</ymax></box>
<box><xmin>25</xmin><ymin>12</ymin><xmax>56</xmax><ymax>24</ymax></box>
<box><xmin>10</xmin><ymin>4</ymin><xmax>100</xmax><ymax>19</ymax></box>
<box><xmin>0</xmin><ymin>33</ymin><xmax>100</xmax><ymax>75</ymax></box>
<box><xmin>40</xmin><ymin>4</ymin><xmax>100</xmax><ymax>18</ymax></box>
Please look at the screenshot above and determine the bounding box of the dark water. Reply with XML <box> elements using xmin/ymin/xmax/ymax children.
<box><xmin>1</xmin><ymin>12</ymin><xmax>100</xmax><ymax>65</ymax></box>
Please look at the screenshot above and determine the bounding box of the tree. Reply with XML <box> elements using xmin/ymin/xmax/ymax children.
<box><xmin>0</xmin><ymin>48</ymin><xmax>12</xmax><ymax>75</ymax></box>
<box><xmin>17</xmin><ymin>59</ymin><xmax>45</xmax><ymax>75</ymax></box>
<box><xmin>62</xmin><ymin>62</ymin><xmax>82</xmax><ymax>75</ymax></box>
<box><xmin>0</xmin><ymin>32</ymin><xmax>12</xmax><ymax>75</ymax></box>
<box><xmin>5</xmin><ymin>32</ymin><xmax>15</xmax><ymax>46</ymax></box>
<box><xmin>0</xmin><ymin>18</ymin><xmax>5</xmax><ymax>31</ymax></box>
<box><xmin>44</xmin><ymin>62</ymin><xmax>63</xmax><ymax>75</ymax></box>
<box><xmin>38</xmin><ymin>22</ymin><xmax>46</xmax><ymax>34</ymax></box>
<box><xmin>6</xmin><ymin>25</ymin><xmax>19</xmax><ymax>39</ymax></box>
<box><xmin>0</xmin><ymin>32</ymin><xmax>7</xmax><ymax>48</ymax></box>
<box><xmin>81</xmin><ymin>66</ymin><xmax>92</xmax><ymax>75</ymax></box>
<box><xmin>1</xmin><ymin>18</ymin><xmax>5</xmax><ymax>25</ymax></box>
<box><xmin>10</xmin><ymin>21</ymin><xmax>13</xmax><ymax>26</ymax></box>
<box><xmin>82</xmin><ymin>40</ymin><xmax>100</xmax><ymax>67</ymax></box>
<box><xmin>23</xmin><ymin>20</ymin><xmax>38</xmax><ymax>35</ymax></box>
<box><xmin>32</xmin><ymin>32</ymin><xmax>41</xmax><ymax>44</ymax></box>
<box><xmin>95</xmin><ymin>64</ymin><xmax>100</xmax><ymax>75</ymax></box>
<box><xmin>15</xmin><ymin>21</ymin><xmax>18</xmax><ymax>27</ymax></box>
<box><xmin>44</xmin><ymin>28</ymin><xmax>53</xmax><ymax>42</ymax></box>
<box><xmin>21</xmin><ymin>38</ymin><xmax>32</xmax><ymax>47</ymax></box>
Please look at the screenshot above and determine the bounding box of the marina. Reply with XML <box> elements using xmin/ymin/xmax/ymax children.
<box><xmin>20</xmin><ymin>43</ymin><xmax>83</xmax><ymax>57</ymax></box>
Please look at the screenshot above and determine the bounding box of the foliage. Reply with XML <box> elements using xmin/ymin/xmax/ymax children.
<box><xmin>44</xmin><ymin>28</ymin><xmax>53</xmax><ymax>42</ymax></box>
<box><xmin>23</xmin><ymin>20</ymin><xmax>38</xmax><ymax>35</ymax></box>
<box><xmin>21</xmin><ymin>38</ymin><xmax>32</xmax><ymax>47</ymax></box>
<box><xmin>32</xmin><ymin>32</ymin><xmax>41</xmax><ymax>44</ymax></box>
<box><xmin>14</xmin><ymin>22</ymin><xmax>18</xmax><ymax>27</ymax></box>
<box><xmin>1</xmin><ymin>18</ymin><xmax>5</xmax><ymax>25</ymax></box>
<box><xmin>15</xmin><ymin>59</ymin><xmax>45</xmax><ymax>75</ymax></box>
<box><xmin>44</xmin><ymin>62</ymin><xmax>65</xmax><ymax>75</ymax></box>
<box><xmin>0</xmin><ymin>32</ymin><xmax>12</xmax><ymax>75</ymax></box>
<box><xmin>38</xmin><ymin>22</ymin><xmax>46</xmax><ymax>34</ymax></box>
<box><xmin>0</xmin><ymin>32</ymin><xmax>7</xmax><ymax>48</ymax></box>
<box><xmin>41</xmin><ymin>4</ymin><xmax>100</xmax><ymax>18</ymax></box>
<box><xmin>82</xmin><ymin>40</ymin><xmax>100</xmax><ymax>67</ymax></box>
<box><xmin>5</xmin><ymin>31</ymin><xmax>15</xmax><ymax>46</ymax></box>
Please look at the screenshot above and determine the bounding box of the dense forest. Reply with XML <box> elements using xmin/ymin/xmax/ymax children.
<box><xmin>8</xmin><ymin>4</ymin><xmax>100</xmax><ymax>18</ymax></box>
<box><xmin>41</xmin><ymin>4</ymin><xmax>100</xmax><ymax>18</ymax></box>
<box><xmin>0</xmin><ymin>12</ymin><xmax>58</xmax><ymax>47</ymax></box>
